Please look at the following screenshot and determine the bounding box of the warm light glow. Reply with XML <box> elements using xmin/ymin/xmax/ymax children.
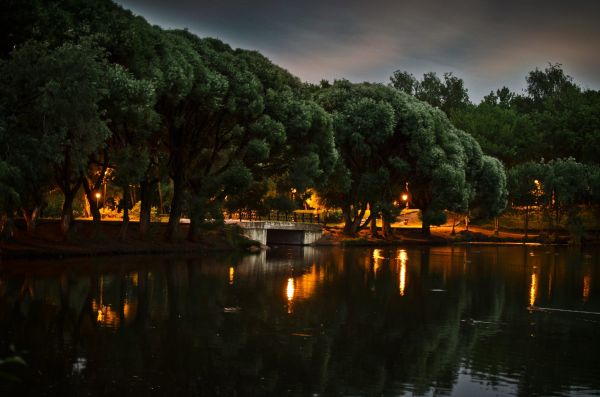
<box><xmin>286</xmin><ymin>278</ymin><xmax>295</xmax><ymax>301</ymax></box>
<box><xmin>398</xmin><ymin>249</ymin><xmax>408</xmax><ymax>296</ymax></box>
<box><xmin>229</xmin><ymin>267</ymin><xmax>235</xmax><ymax>285</ymax></box>
<box><xmin>129</xmin><ymin>272</ymin><xmax>139</xmax><ymax>287</ymax></box>
<box><xmin>286</xmin><ymin>277</ymin><xmax>295</xmax><ymax>314</ymax></box>
<box><xmin>95</xmin><ymin>192</ymin><xmax>101</xmax><ymax>199</ymax></box>
<box><xmin>583</xmin><ymin>275</ymin><xmax>591</xmax><ymax>303</ymax></box>
<box><xmin>92</xmin><ymin>299</ymin><xmax>120</xmax><ymax>328</ymax></box>
<box><xmin>529</xmin><ymin>272</ymin><xmax>538</xmax><ymax>307</ymax></box>
<box><xmin>373</xmin><ymin>249</ymin><xmax>383</xmax><ymax>274</ymax></box>
<box><xmin>373</xmin><ymin>249</ymin><xmax>384</xmax><ymax>260</ymax></box>
<box><xmin>123</xmin><ymin>299</ymin><xmax>132</xmax><ymax>321</ymax></box>
<box><xmin>401</xmin><ymin>194</ymin><xmax>408</xmax><ymax>202</ymax></box>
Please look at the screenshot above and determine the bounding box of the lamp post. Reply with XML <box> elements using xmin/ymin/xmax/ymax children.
<box><xmin>401</xmin><ymin>193</ymin><xmax>409</xmax><ymax>209</ymax></box>
<box><xmin>95</xmin><ymin>192</ymin><xmax>101</xmax><ymax>216</ymax></box>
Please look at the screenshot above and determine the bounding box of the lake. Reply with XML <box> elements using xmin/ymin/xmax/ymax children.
<box><xmin>1</xmin><ymin>245</ymin><xmax>599</xmax><ymax>396</ymax></box>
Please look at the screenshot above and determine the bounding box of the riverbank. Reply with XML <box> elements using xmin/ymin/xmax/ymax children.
<box><xmin>0</xmin><ymin>219</ymin><xmax>260</xmax><ymax>260</ymax></box>
<box><xmin>2</xmin><ymin>218</ymin><xmax>598</xmax><ymax>260</ymax></box>
<box><xmin>314</xmin><ymin>224</ymin><xmax>588</xmax><ymax>247</ymax></box>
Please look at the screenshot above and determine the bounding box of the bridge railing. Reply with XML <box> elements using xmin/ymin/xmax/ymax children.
<box><xmin>224</xmin><ymin>210</ymin><xmax>323</xmax><ymax>224</ymax></box>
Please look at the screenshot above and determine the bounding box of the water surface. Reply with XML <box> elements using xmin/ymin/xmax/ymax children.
<box><xmin>1</xmin><ymin>245</ymin><xmax>599</xmax><ymax>396</ymax></box>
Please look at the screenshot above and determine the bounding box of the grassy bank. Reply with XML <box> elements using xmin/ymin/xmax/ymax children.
<box><xmin>0</xmin><ymin>219</ymin><xmax>260</xmax><ymax>260</ymax></box>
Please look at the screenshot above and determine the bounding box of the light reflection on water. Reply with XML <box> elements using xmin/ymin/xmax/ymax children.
<box><xmin>0</xmin><ymin>245</ymin><xmax>599</xmax><ymax>396</ymax></box>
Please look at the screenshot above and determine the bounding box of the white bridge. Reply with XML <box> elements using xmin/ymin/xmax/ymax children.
<box><xmin>233</xmin><ymin>221</ymin><xmax>324</xmax><ymax>246</ymax></box>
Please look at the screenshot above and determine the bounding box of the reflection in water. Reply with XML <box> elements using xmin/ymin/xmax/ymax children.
<box><xmin>92</xmin><ymin>299</ymin><xmax>120</xmax><ymax>328</ymax></box>
<box><xmin>93</xmin><ymin>276</ymin><xmax>120</xmax><ymax>328</ymax></box>
<box><xmin>398</xmin><ymin>249</ymin><xmax>407</xmax><ymax>296</ymax></box>
<box><xmin>229</xmin><ymin>266</ymin><xmax>235</xmax><ymax>285</ymax></box>
<box><xmin>583</xmin><ymin>274</ymin><xmax>591</xmax><ymax>303</ymax></box>
<box><xmin>286</xmin><ymin>277</ymin><xmax>294</xmax><ymax>314</ymax></box>
<box><xmin>529</xmin><ymin>271</ymin><xmax>538</xmax><ymax>307</ymax></box>
<box><xmin>0</xmin><ymin>246</ymin><xmax>599</xmax><ymax>396</ymax></box>
<box><xmin>373</xmin><ymin>248</ymin><xmax>383</xmax><ymax>274</ymax></box>
<box><xmin>548</xmin><ymin>267</ymin><xmax>553</xmax><ymax>299</ymax></box>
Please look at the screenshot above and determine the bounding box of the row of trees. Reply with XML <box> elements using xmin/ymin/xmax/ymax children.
<box><xmin>391</xmin><ymin>65</ymin><xmax>600</xmax><ymax>238</ymax></box>
<box><xmin>0</xmin><ymin>0</ymin><xmax>509</xmax><ymax>241</ymax></box>
<box><xmin>3</xmin><ymin>0</ymin><xmax>598</xmax><ymax>242</ymax></box>
<box><xmin>314</xmin><ymin>80</ymin><xmax>506</xmax><ymax>236</ymax></box>
<box><xmin>1</xmin><ymin>0</ymin><xmax>337</xmax><ymax>241</ymax></box>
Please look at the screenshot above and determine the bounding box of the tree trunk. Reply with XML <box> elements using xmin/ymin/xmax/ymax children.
<box><xmin>167</xmin><ymin>170</ymin><xmax>185</xmax><ymax>242</ymax></box>
<box><xmin>382</xmin><ymin>216</ymin><xmax>391</xmax><ymax>239</ymax></box>
<box><xmin>120</xmin><ymin>185</ymin><xmax>130</xmax><ymax>240</ymax></box>
<box><xmin>188</xmin><ymin>218</ymin><xmax>199</xmax><ymax>242</ymax></box>
<box><xmin>370</xmin><ymin>207</ymin><xmax>379</xmax><ymax>238</ymax></box>
<box><xmin>464</xmin><ymin>215</ymin><xmax>469</xmax><ymax>231</ymax></box>
<box><xmin>451</xmin><ymin>214</ymin><xmax>457</xmax><ymax>235</ymax></box>
<box><xmin>81</xmin><ymin>178</ymin><xmax>101</xmax><ymax>238</ymax></box>
<box><xmin>21</xmin><ymin>207</ymin><xmax>40</xmax><ymax>234</ymax></box>
<box><xmin>348</xmin><ymin>204</ymin><xmax>368</xmax><ymax>235</ymax></box>
<box><xmin>421</xmin><ymin>219</ymin><xmax>431</xmax><ymax>236</ymax></box>
<box><xmin>524</xmin><ymin>206</ymin><xmax>529</xmax><ymax>238</ymax></box>
<box><xmin>0</xmin><ymin>214</ymin><xmax>14</xmax><ymax>241</ymax></box>
<box><xmin>81</xmin><ymin>178</ymin><xmax>101</xmax><ymax>225</ymax></box>
<box><xmin>342</xmin><ymin>207</ymin><xmax>353</xmax><ymax>234</ymax></box>
<box><xmin>494</xmin><ymin>217</ymin><xmax>499</xmax><ymax>235</ymax></box>
<box><xmin>61</xmin><ymin>191</ymin><xmax>75</xmax><ymax>236</ymax></box>
<box><xmin>139</xmin><ymin>179</ymin><xmax>154</xmax><ymax>236</ymax></box>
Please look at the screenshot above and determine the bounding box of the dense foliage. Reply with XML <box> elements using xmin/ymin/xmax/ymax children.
<box><xmin>4</xmin><ymin>0</ymin><xmax>598</xmax><ymax>242</ymax></box>
<box><xmin>392</xmin><ymin>64</ymin><xmax>600</xmax><ymax>240</ymax></box>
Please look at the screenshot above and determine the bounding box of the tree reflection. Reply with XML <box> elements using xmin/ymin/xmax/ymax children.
<box><xmin>0</xmin><ymin>248</ymin><xmax>598</xmax><ymax>396</ymax></box>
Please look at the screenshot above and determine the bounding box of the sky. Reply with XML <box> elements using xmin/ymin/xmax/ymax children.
<box><xmin>114</xmin><ymin>0</ymin><xmax>600</xmax><ymax>102</ymax></box>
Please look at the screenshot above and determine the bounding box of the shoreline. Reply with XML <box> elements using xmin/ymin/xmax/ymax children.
<box><xmin>1</xmin><ymin>219</ymin><xmax>598</xmax><ymax>261</ymax></box>
<box><xmin>0</xmin><ymin>219</ymin><xmax>260</xmax><ymax>260</ymax></box>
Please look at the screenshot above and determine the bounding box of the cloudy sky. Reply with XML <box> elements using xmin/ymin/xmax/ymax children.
<box><xmin>114</xmin><ymin>0</ymin><xmax>600</xmax><ymax>101</ymax></box>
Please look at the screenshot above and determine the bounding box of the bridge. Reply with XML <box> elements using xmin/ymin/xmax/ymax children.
<box><xmin>234</xmin><ymin>221</ymin><xmax>324</xmax><ymax>246</ymax></box>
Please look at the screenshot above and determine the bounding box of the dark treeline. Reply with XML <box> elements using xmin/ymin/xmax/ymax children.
<box><xmin>0</xmin><ymin>0</ymin><xmax>598</xmax><ymax>243</ymax></box>
<box><xmin>0</xmin><ymin>0</ymin><xmax>336</xmax><ymax>241</ymax></box>
<box><xmin>391</xmin><ymin>66</ymin><xmax>600</xmax><ymax>240</ymax></box>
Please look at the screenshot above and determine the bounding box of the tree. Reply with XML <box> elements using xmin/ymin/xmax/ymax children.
<box><xmin>0</xmin><ymin>161</ymin><xmax>20</xmax><ymax>240</ymax></box>
<box><xmin>588</xmin><ymin>165</ymin><xmax>600</xmax><ymax>238</ymax></box>
<box><xmin>390</xmin><ymin>70</ymin><xmax>417</xmax><ymax>95</ymax></box>
<box><xmin>471</xmin><ymin>156</ymin><xmax>508</xmax><ymax>234</ymax></box>
<box><xmin>390</xmin><ymin>70</ymin><xmax>471</xmax><ymax>118</ymax></box>
<box><xmin>318</xmin><ymin>81</ymin><xmax>488</xmax><ymax>236</ymax></box>
<box><xmin>452</xmin><ymin>99</ymin><xmax>539</xmax><ymax>167</ymax></box>
<box><xmin>507</xmin><ymin>162</ymin><xmax>546</xmax><ymax>237</ymax></box>
<box><xmin>540</xmin><ymin>158</ymin><xmax>588</xmax><ymax>242</ymax></box>
<box><xmin>0</xmin><ymin>40</ymin><xmax>111</xmax><ymax>235</ymax></box>
<box><xmin>101</xmin><ymin>64</ymin><xmax>158</xmax><ymax>238</ymax></box>
<box><xmin>316</xmin><ymin>81</ymin><xmax>397</xmax><ymax>235</ymax></box>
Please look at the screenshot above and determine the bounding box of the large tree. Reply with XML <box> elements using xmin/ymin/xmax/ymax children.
<box><xmin>318</xmin><ymin>81</ymin><xmax>492</xmax><ymax>236</ymax></box>
<box><xmin>0</xmin><ymin>40</ymin><xmax>112</xmax><ymax>235</ymax></box>
<box><xmin>507</xmin><ymin>161</ymin><xmax>546</xmax><ymax>237</ymax></box>
<box><xmin>390</xmin><ymin>70</ymin><xmax>470</xmax><ymax>118</ymax></box>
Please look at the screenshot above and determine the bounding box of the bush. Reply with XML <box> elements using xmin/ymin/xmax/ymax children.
<box><xmin>323</xmin><ymin>209</ymin><xmax>343</xmax><ymax>224</ymax></box>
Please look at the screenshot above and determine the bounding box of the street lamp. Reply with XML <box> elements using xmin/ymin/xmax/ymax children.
<box><xmin>95</xmin><ymin>192</ymin><xmax>101</xmax><ymax>209</ymax></box>
<box><xmin>401</xmin><ymin>193</ymin><xmax>409</xmax><ymax>209</ymax></box>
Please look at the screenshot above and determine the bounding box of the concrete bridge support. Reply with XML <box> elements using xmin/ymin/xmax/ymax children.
<box><xmin>237</xmin><ymin>221</ymin><xmax>323</xmax><ymax>246</ymax></box>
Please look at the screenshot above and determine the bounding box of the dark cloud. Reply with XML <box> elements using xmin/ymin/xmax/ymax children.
<box><xmin>115</xmin><ymin>0</ymin><xmax>600</xmax><ymax>101</ymax></box>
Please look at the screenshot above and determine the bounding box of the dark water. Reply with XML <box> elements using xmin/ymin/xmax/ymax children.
<box><xmin>1</xmin><ymin>245</ymin><xmax>600</xmax><ymax>396</ymax></box>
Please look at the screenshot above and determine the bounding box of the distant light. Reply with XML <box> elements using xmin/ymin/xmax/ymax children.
<box><xmin>95</xmin><ymin>192</ymin><xmax>101</xmax><ymax>199</ymax></box>
<box><xmin>529</xmin><ymin>272</ymin><xmax>538</xmax><ymax>307</ymax></box>
<box><xmin>402</xmin><ymin>194</ymin><xmax>408</xmax><ymax>202</ymax></box>
<box><xmin>286</xmin><ymin>278</ymin><xmax>295</xmax><ymax>301</ymax></box>
<box><xmin>398</xmin><ymin>249</ymin><xmax>408</xmax><ymax>296</ymax></box>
